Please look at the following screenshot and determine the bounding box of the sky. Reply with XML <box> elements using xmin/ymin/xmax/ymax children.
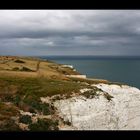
<box><xmin>0</xmin><ymin>10</ymin><xmax>140</xmax><ymax>56</ymax></box>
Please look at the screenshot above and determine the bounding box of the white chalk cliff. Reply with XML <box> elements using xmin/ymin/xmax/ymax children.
<box><xmin>54</xmin><ymin>84</ymin><xmax>140</xmax><ymax>130</ymax></box>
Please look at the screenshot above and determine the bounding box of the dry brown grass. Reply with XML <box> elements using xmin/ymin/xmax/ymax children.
<box><xmin>0</xmin><ymin>56</ymin><xmax>72</xmax><ymax>80</ymax></box>
<box><xmin>0</xmin><ymin>70</ymin><xmax>38</xmax><ymax>78</ymax></box>
<box><xmin>0</xmin><ymin>102</ymin><xmax>19</xmax><ymax>120</ymax></box>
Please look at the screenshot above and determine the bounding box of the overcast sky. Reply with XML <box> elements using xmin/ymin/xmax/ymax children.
<box><xmin>0</xmin><ymin>10</ymin><xmax>140</xmax><ymax>56</ymax></box>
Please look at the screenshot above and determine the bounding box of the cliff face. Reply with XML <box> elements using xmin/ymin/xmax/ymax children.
<box><xmin>54</xmin><ymin>84</ymin><xmax>140</xmax><ymax>130</ymax></box>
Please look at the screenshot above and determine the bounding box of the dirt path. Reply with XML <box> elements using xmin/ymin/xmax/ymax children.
<box><xmin>36</xmin><ymin>61</ymin><xmax>40</xmax><ymax>72</ymax></box>
<box><xmin>36</xmin><ymin>61</ymin><xmax>43</xmax><ymax>77</ymax></box>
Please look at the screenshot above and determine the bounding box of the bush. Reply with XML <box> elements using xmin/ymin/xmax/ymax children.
<box><xmin>12</xmin><ymin>67</ymin><xmax>20</xmax><ymax>71</ymax></box>
<box><xmin>29</xmin><ymin>100</ymin><xmax>42</xmax><ymax>111</ymax></box>
<box><xmin>41</xmin><ymin>103</ymin><xmax>51</xmax><ymax>115</ymax></box>
<box><xmin>2</xmin><ymin>95</ymin><xmax>13</xmax><ymax>102</ymax></box>
<box><xmin>20</xmin><ymin>67</ymin><xmax>33</xmax><ymax>72</ymax></box>
<box><xmin>104</xmin><ymin>92</ymin><xmax>114</xmax><ymax>101</ymax></box>
<box><xmin>12</xmin><ymin>66</ymin><xmax>33</xmax><ymax>72</ymax></box>
<box><xmin>14</xmin><ymin>59</ymin><xmax>25</xmax><ymax>63</ymax></box>
<box><xmin>13</xmin><ymin>95</ymin><xmax>21</xmax><ymax>106</ymax></box>
<box><xmin>83</xmin><ymin>90</ymin><xmax>96</xmax><ymax>99</ymax></box>
<box><xmin>1</xmin><ymin>119</ymin><xmax>21</xmax><ymax>131</ymax></box>
<box><xmin>19</xmin><ymin>115</ymin><xmax>32</xmax><ymax>124</ymax></box>
<box><xmin>27</xmin><ymin>100</ymin><xmax>52</xmax><ymax>115</ymax></box>
<box><xmin>29</xmin><ymin>108</ymin><xmax>36</xmax><ymax>113</ymax></box>
<box><xmin>29</xmin><ymin>118</ymin><xmax>59</xmax><ymax>131</ymax></box>
<box><xmin>64</xmin><ymin>120</ymin><xmax>71</xmax><ymax>125</ymax></box>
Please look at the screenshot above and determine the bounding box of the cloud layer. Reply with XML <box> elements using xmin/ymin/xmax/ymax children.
<box><xmin>0</xmin><ymin>10</ymin><xmax>140</xmax><ymax>56</ymax></box>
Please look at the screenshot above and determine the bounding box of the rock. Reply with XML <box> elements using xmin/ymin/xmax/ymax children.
<box><xmin>19</xmin><ymin>110</ymin><xmax>34</xmax><ymax>116</ymax></box>
<box><xmin>54</xmin><ymin>84</ymin><xmax>140</xmax><ymax>130</ymax></box>
<box><xmin>19</xmin><ymin>123</ymin><xmax>29</xmax><ymax>131</ymax></box>
<box><xmin>40</xmin><ymin>97</ymin><xmax>51</xmax><ymax>103</ymax></box>
<box><xmin>66</xmin><ymin>75</ymin><xmax>87</xmax><ymax>79</ymax></box>
<box><xmin>80</xmin><ymin>88</ymin><xmax>93</xmax><ymax>93</ymax></box>
<box><xmin>62</xmin><ymin>65</ymin><xmax>74</xmax><ymax>69</ymax></box>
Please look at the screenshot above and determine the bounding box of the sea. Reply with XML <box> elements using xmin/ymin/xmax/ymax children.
<box><xmin>39</xmin><ymin>56</ymin><xmax>140</xmax><ymax>89</ymax></box>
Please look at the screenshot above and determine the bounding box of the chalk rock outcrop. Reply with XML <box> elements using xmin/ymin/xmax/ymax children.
<box><xmin>54</xmin><ymin>84</ymin><xmax>140</xmax><ymax>130</ymax></box>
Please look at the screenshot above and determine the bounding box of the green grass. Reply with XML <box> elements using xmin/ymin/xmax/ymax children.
<box><xmin>0</xmin><ymin>75</ymin><xmax>83</xmax><ymax>115</ymax></box>
<box><xmin>19</xmin><ymin>115</ymin><xmax>32</xmax><ymax>124</ymax></box>
<box><xmin>0</xmin><ymin>75</ymin><xmax>79</xmax><ymax>130</ymax></box>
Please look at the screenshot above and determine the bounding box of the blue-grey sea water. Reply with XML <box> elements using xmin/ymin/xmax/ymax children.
<box><xmin>39</xmin><ymin>56</ymin><xmax>140</xmax><ymax>89</ymax></box>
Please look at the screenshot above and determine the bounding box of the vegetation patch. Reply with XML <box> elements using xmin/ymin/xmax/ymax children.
<box><xmin>13</xmin><ymin>95</ymin><xmax>21</xmax><ymax>106</ymax></box>
<box><xmin>103</xmin><ymin>92</ymin><xmax>114</xmax><ymax>101</ymax></box>
<box><xmin>0</xmin><ymin>102</ymin><xmax>19</xmax><ymax>131</ymax></box>
<box><xmin>20</xmin><ymin>66</ymin><xmax>34</xmax><ymax>72</ymax></box>
<box><xmin>12</xmin><ymin>67</ymin><xmax>20</xmax><ymax>71</ymax></box>
<box><xmin>29</xmin><ymin>118</ymin><xmax>59</xmax><ymax>131</ymax></box>
<box><xmin>63</xmin><ymin>120</ymin><xmax>71</xmax><ymax>126</ymax></box>
<box><xmin>19</xmin><ymin>115</ymin><xmax>32</xmax><ymax>124</ymax></box>
<box><xmin>41</xmin><ymin>103</ymin><xmax>54</xmax><ymax>115</ymax></box>
<box><xmin>14</xmin><ymin>59</ymin><xmax>25</xmax><ymax>63</ymax></box>
<box><xmin>12</xmin><ymin>66</ymin><xmax>34</xmax><ymax>72</ymax></box>
<box><xmin>0</xmin><ymin>119</ymin><xmax>21</xmax><ymax>131</ymax></box>
<box><xmin>0</xmin><ymin>102</ymin><xmax>19</xmax><ymax>118</ymax></box>
<box><xmin>23</xmin><ymin>96</ymin><xmax>55</xmax><ymax>115</ymax></box>
<box><xmin>82</xmin><ymin>90</ymin><xmax>97</xmax><ymax>99</ymax></box>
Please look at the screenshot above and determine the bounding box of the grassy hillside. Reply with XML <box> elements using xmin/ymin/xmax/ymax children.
<box><xmin>0</xmin><ymin>56</ymin><xmax>121</xmax><ymax>131</ymax></box>
<box><xmin>0</xmin><ymin>56</ymin><xmax>87</xmax><ymax>130</ymax></box>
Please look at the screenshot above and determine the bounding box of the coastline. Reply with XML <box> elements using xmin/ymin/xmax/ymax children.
<box><xmin>0</xmin><ymin>56</ymin><xmax>140</xmax><ymax>130</ymax></box>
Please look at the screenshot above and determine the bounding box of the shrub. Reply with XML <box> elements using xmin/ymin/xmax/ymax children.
<box><xmin>12</xmin><ymin>67</ymin><xmax>20</xmax><ymax>71</ymax></box>
<box><xmin>14</xmin><ymin>59</ymin><xmax>25</xmax><ymax>63</ymax></box>
<box><xmin>26</xmin><ymin>99</ymin><xmax>52</xmax><ymax>115</ymax></box>
<box><xmin>83</xmin><ymin>90</ymin><xmax>96</xmax><ymax>99</ymax></box>
<box><xmin>13</xmin><ymin>95</ymin><xmax>21</xmax><ymax>106</ymax></box>
<box><xmin>64</xmin><ymin>120</ymin><xmax>71</xmax><ymax>125</ymax></box>
<box><xmin>41</xmin><ymin>103</ymin><xmax>51</xmax><ymax>115</ymax></box>
<box><xmin>29</xmin><ymin>100</ymin><xmax>42</xmax><ymax>111</ymax></box>
<box><xmin>19</xmin><ymin>115</ymin><xmax>32</xmax><ymax>124</ymax></box>
<box><xmin>104</xmin><ymin>92</ymin><xmax>114</xmax><ymax>101</ymax></box>
<box><xmin>23</xmin><ymin>98</ymin><xmax>52</xmax><ymax>115</ymax></box>
<box><xmin>2</xmin><ymin>94</ymin><xmax>13</xmax><ymax>102</ymax></box>
<box><xmin>29</xmin><ymin>118</ymin><xmax>59</xmax><ymax>131</ymax></box>
<box><xmin>29</xmin><ymin>108</ymin><xmax>36</xmax><ymax>113</ymax></box>
<box><xmin>1</xmin><ymin>119</ymin><xmax>21</xmax><ymax>131</ymax></box>
<box><xmin>12</xmin><ymin>66</ymin><xmax>33</xmax><ymax>72</ymax></box>
<box><xmin>20</xmin><ymin>67</ymin><xmax>33</xmax><ymax>72</ymax></box>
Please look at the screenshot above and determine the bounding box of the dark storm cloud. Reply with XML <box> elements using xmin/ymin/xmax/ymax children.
<box><xmin>0</xmin><ymin>10</ymin><xmax>140</xmax><ymax>56</ymax></box>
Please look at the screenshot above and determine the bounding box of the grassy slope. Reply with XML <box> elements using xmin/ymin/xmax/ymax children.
<box><xmin>0</xmin><ymin>56</ymin><xmax>86</xmax><ymax>130</ymax></box>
